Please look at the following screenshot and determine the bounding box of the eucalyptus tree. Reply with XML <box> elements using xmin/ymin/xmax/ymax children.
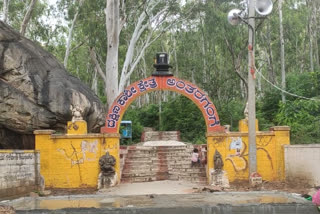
<box><xmin>84</xmin><ymin>0</ymin><xmax>180</xmax><ymax>108</ymax></box>
<box><xmin>63</xmin><ymin>0</ymin><xmax>85</xmax><ymax>68</ymax></box>
<box><xmin>20</xmin><ymin>0</ymin><xmax>38</xmax><ymax>36</ymax></box>
<box><xmin>1</xmin><ymin>0</ymin><xmax>9</xmax><ymax>23</ymax></box>
<box><xmin>0</xmin><ymin>0</ymin><xmax>50</xmax><ymax>39</ymax></box>
<box><xmin>278</xmin><ymin>0</ymin><xmax>286</xmax><ymax>102</ymax></box>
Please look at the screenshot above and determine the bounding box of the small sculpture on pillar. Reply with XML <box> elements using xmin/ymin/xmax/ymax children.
<box><xmin>70</xmin><ymin>104</ymin><xmax>83</xmax><ymax>122</ymax></box>
<box><xmin>98</xmin><ymin>152</ymin><xmax>118</xmax><ymax>189</ymax></box>
<box><xmin>211</xmin><ymin>150</ymin><xmax>229</xmax><ymax>188</ymax></box>
<box><xmin>214</xmin><ymin>150</ymin><xmax>224</xmax><ymax>172</ymax></box>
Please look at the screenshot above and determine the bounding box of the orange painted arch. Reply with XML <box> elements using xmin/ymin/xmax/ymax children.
<box><xmin>100</xmin><ymin>76</ymin><xmax>224</xmax><ymax>133</ymax></box>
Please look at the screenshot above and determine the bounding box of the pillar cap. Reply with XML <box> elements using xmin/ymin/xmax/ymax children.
<box><xmin>34</xmin><ymin>130</ymin><xmax>55</xmax><ymax>135</ymax></box>
<box><xmin>270</xmin><ymin>126</ymin><xmax>290</xmax><ymax>131</ymax></box>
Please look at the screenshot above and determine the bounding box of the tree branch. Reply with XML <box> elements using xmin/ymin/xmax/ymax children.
<box><xmin>89</xmin><ymin>47</ymin><xmax>106</xmax><ymax>81</ymax></box>
<box><xmin>20</xmin><ymin>0</ymin><xmax>38</xmax><ymax>36</ymax></box>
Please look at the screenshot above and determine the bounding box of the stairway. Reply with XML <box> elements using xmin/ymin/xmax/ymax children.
<box><xmin>120</xmin><ymin>145</ymin><xmax>207</xmax><ymax>184</ymax></box>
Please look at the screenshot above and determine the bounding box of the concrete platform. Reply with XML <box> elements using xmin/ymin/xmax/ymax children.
<box><xmin>2</xmin><ymin>191</ymin><xmax>318</xmax><ymax>214</ymax></box>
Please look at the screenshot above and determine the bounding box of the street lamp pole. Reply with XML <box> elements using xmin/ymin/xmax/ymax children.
<box><xmin>228</xmin><ymin>0</ymin><xmax>273</xmax><ymax>184</ymax></box>
<box><xmin>247</xmin><ymin>0</ymin><xmax>257</xmax><ymax>177</ymax></box>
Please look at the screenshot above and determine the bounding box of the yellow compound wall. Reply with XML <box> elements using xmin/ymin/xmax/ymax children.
<box><xmin>34</xmin><ymin>120</ymin><xmax>120</xmax><ymax>189</ymax></box>
<box><xmin>35</xmin><ymin>119</ymin><xmax>289</xmax><ymax>188</ymax></box>
<box><xmin>206</xmin><ymin>119</ymin><xmax>290</xmax><ymax>183</ymax></box>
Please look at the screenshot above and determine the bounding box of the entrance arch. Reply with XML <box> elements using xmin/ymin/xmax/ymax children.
<box><xmin>100</xmin><ymin>76</ymin><xmax>224</xmax><ymax>133</ymax></box>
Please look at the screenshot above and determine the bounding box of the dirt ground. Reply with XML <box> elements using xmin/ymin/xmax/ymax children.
<box><xmin>227</xmin><ymin>180</ymin><xmax>314</xmax><ymax>194</ymax></box>
<box><xmin>46</xmin><ymin>180</ymin><xmax>317</xmax><ymax>197</ymax></box>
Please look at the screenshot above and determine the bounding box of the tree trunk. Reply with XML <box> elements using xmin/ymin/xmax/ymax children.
<box><xmin>20</xmin><ymin>0</ymin><xmax>38</xmax><ymax>36</ymax></box>
<box><xmin>105</xmin><ymin>0</ymin><xmax>120</xmax><ymax>109</ymax></box>
<box><xmin>141</xmin><ymin>51</ymin><xmax>149</xmax><ymax>105</ymax></box>
<box><xmin>279</xmin><ymin>0</ymin><xmax>286</xmax><ymax>102</ymax></box>
<box><xmin>64</xmin><ymin>0</ymin><xmax>84</xmax><ymax>68</ymax></box>
<box><xmin>199</xmin><ymin>13</ymin><xmax>207</xmax><ymax>84</ymax></box>
<box><xmin>266</xmin><ymin>22</ymin><xmax>276</xmax><ymax>84</ymax></box>
<box><xmin>308</xmin><ymin>18</ymin><xmax>314</xmax><ymax>72</ymax></box>
<box><xmin>118</xmin><ymin>10</ymin><xmax>147</xmax><ymax>93</ymax></box>
<box><xmin>314</xmin><ymin>4</ymin><xmax>320</xmax><ymax>69</ymax></box>
<box><xmin>118</xmin><ymin>0</ymin><xmax>166</xmax><ymax>93</ymax></box>
<box><xmin>172</xmin><ymin>34</ymin><xmax>179</xmax><ymax>77</ymax></box>
<box><xmin>92</xmin><ymin>68</ymin><xmax>98</xmax><ymax>95</ymax></box>
<box><xmin>2</xmin><ymin>0</ymin><xmax>9</xmax><ymax>23</ymax></box>
<box><xmin>315</xmin><ymin>29</ymin><xmax>320</xmax><ymax>69</ymax></box>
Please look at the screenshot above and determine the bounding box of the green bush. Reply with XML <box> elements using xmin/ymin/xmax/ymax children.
<box><xmin>275</xmin><ymin>99</ymin><xmax>320</xmax><ymax>144</ymax></box>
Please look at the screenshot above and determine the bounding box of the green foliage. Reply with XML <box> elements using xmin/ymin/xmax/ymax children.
<box><xmin>122</xmin><ymin>107</ymin><xmax>144</xmax><ymax>144</ymax></box>
<box><xmin>122</xmin><ymin>96</ymin><xmax>207</xmax><ymax>144</ymax></box>
<box><xmin>275</xmin><ymin>100</ymin><xmax>320</xmax><ymax>144</ymax></box>
<box><xmin>257</xmin><ymin>88</ymin><xmax>281</xmax><ymax>130</ymax></box>
<box><xmin>257</xmin><ymin>71</ymin><xmax>320</xmax><ymax>133</ymax></box>
<box><xmin>137</xmin><ymin>104</ymin><xmax>160</xmax><ymax>130</ymax></box>
<box><xmin>286</xmin><ymin>72</ymin><xmax>318</xmax><ymax>99</ymax></box>
<box><xmin>5</xmin><ymin>0</ymin><xmax>320</xmax><ymax>145</ymax></box>
<box><xmin>161</xmin><ymin>96</ymin><xmax>206</xmax><ymax>144</ymax></box>
<box><xmin>215</xmin><ymin>99</ymin><xmax>245</xmax><ymax>131</ymax></box>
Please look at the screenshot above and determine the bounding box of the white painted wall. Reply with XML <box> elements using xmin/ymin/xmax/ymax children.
<box><xmin>284</xmin><ymin>145</ymin><xmax>320</xmax><ymax>186</ymax></box>
<box><xmin>0</xmin><ymin>150</ymin><xmax>40</xmax><ymax>199</ymax></box>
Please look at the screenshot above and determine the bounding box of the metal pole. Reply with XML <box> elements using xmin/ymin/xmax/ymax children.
<box><xmin>159</xmin><ymin>90</ymin><xmax>162</xmax><ymax>131</ymax></box>
<box><xmin>248</xmin><ymin>0</ymin><xmax>257</xmax><ymax>178</ymax></box>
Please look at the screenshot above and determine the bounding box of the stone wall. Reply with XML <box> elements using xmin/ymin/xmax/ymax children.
<box><xmin>141</xmin><ymin>131</ymin><xmax>180</xmax><ymax>142</ymax></box>
<box><xmin>0</xmin><ymin>150</ymin><xmax>40</xmax><ymax>199</ymax></box>
<box><xmin>284</xmin><ymin>144</ymin><xmax>320</xmax><ymax>186</ymax></box>
<box><xmin>119</xmin><ymin>144</ymin><xmax>207</xmax><ymax>181</ymax></box>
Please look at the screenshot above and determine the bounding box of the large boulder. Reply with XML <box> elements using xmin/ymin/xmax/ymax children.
<box><xmin>0</xmin><ymin>21</ymin><xmax>105</xmax><ymax>140</ymax></box>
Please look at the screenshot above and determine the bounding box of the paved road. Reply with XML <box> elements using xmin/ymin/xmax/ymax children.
<box><xmin>2</xmin><ymin>181</ymin><xmax>318</xmax><ymax>213</ymax></box>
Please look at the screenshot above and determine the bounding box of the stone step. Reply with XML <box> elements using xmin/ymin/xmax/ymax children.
<box><xmin>152</xmin><ymin>160</ymin><xmax>196</xmax><ymax>165</ymax></box>
<box><xmin>122</xmin><ymin>168</ymin><xmax>158</xmax><ymax>173</ymax></box>
<box><xmin>123</xmin><ymin>161</ymin><xmax>199</xmax><ymax>168</ymax></box>
<box><xmin>121</xmin><ymin>171</ymin><xmax>205</xmax><ymax>178</ymax></box>
<box><xmin>121</xmin><ymin>144</ymin><xmax>207</xmax><ymax>184</ymax></box>
<box><xmin>126</xmin><ymin>146</ymin><xmax>195</xmax><ymax>151</ymax></box>
<box><xmin>121</xmin><ymin>172</ymin><xmax>170</xmax><ymax>180</ymax></box>
<box><xmin>123</xmin><ymin>162</ymin><xmax>205</xmax><ymax>170</ymax></box>
<box><xmin>122</xmin><ymin>166</ymin><xmax>205</xmax><ymax>174</ymax></box>
<box><xmin>171</xmin><ymin>175</ymin><xmax>207</xmax><ymax>183</ymax></box>
<box><xmin>124</xmin><ymin>145</ymin><xmax>194</xmax><ymax>150</ymax></box>
<box><xmin>120</xmin><ymin>176</ymin><xmax>207</xmax><ymax>184</ymax></box>
<box><xmin>170</xmin><ymin>168</ymin><xmax>206</xmax><ymax>173</ymax></box>
<box><xmin>124</xmin><ymin>159</ymin><xmax>153</xmax><ymax>164</ymax></box>
<box><xmin>124</xmin><ymin>158</ymin><xmax>193</xmax><ymax>163</ymax></box>
<box><xmin>168</xmin><ymin>171</ymin><xmax>206</xmax><ymax>177</ymax></box>
<box><xmin>121</xmin><ymin>172</ymin><xmax>157</xmax><ymax>178</ymax></box>
<box><xmin>126</xmin><ymin>152</ymin><xmax>193</xmax><ymax>158</ymax></box>
<box><xmin>126</xmin><ymin>151</ymin><xmax>194</xmax><ymax>156</ymax></box>
<box><xmin>125</xmin><ymin>158</ymin><xmax>194</xmax><ymax>165</ymax></box>
<box><xmin>121</xmin><ymin>176</ymin><xmax>156</xmax><ymax>183</ymax></box>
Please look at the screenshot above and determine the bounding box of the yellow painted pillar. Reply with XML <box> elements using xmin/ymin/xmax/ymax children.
<box><xmin>271</xmin><ymin>126</ymin><xmax>290</xmax><ymax>181</ymax></box>
<box><xmin>206</xmin><ymin>132</ymin><xmax>227</xmax><ymax>184</ymax></box>
<box><xmin>67</xmin><ymin>120</ymin><xmax>87</xmax><ymax>134</ymax></box>
<box><xmin>34</xmin><ymin>130</ymin><xmax>55</xmax><ymax>184</ymax></box>
<box><xmin>102</xmin><ymin>133</ymin><xmax>121</xmax><ymax>184</ymax></box>
<box><xmin>239</xmin><ymin>119</ymin><xmax>259</xmax><ymax>132</ymax></box>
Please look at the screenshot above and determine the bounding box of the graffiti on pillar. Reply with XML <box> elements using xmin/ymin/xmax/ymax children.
<box><xmin>101</xmin><ymin>76</ymin><xmax>224</xmax><ymax>134</ymax></box>
<box><xmin>229</xmin><ymin>137</ymin><xmax>243</xmax><ymax>156</ymax></box>
<box><xmin>226</xmin><ymin>137</ymin><xmax>248</xmax><ymax>172</ymax></box>
<box><xmin>57</xmin><ymin>140</ymin><xmax>98</xmax><ymax>167</ymax></box>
